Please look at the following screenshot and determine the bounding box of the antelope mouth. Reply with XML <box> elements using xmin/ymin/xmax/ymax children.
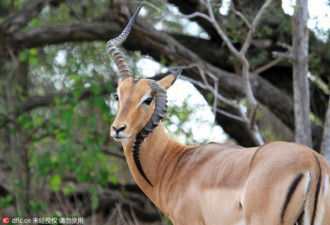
<box><xmin>111</xmin><ymin>133</ymin><xmax>131</xmax><ymax>142</ymax></box>
<box><xmin>113</xmin><ymin>136</ymin><xmax>130</xmax><ymax>143</ymax></box>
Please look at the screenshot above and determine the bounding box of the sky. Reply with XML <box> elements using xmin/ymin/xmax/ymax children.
<box><xmin>137</xmin><ymin>58</ymin><xmax>227</xmax><ymax>144</ymax></box>
<box><xmin>54</xmin><ymin>0</ymin><xmax>329</xmax><ymax>144</ymax></box>
<box><xmin>282</xmin><ymin>0</ymin><xmax>330</xmax><ymax>40</ymax></box>
<box><xmin>138</xmin><ymin>0</ymin><xmax>330</xmax><ymax>144</ymax></box>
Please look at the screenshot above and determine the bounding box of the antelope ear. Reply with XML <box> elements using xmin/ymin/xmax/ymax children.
<box><xmin>158</xmin><ymin>69</ymin><xmax>182</xmax><ymax>90</ymax></box>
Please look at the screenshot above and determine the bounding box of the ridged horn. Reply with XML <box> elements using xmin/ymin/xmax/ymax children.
<box><xmin>106</xmin><ymin>5</ymin><xmax>142</xmax><ymax>81</ymax></box>
<box><xmin>132</xmin><ymin>80</ymin><xmax>168</xmax><ymax>186</ymax></box>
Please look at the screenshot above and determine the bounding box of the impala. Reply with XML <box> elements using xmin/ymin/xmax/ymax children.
<box><xmin>107</xmin><ymin>5</ymin><xmax>330</xmax><ymax>225</ymax></box>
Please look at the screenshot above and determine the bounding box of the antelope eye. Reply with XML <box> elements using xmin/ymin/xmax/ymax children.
<box><xmin>114</xmin><ymin>93</ymin><xmax>119</xmax><ymax>101</ymax></box>
<box><xmin>143</xmin><ymin>97</ymin><xmax>153</xmax><ymax>105</ymax></box>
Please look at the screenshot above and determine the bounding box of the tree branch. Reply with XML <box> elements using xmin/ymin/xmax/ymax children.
<box><xmin>11</xmin><ymin>22</ymin><xmax>121</xmax><ymax>49</ymax></box>
<box><xmin>230</xmin><ymin>3</ymin><xmax>251</xmax><ymax>29</ymax></box>
<box><xmin>5</xmin><ymin>23</ymin><xmax>291</xmax><ymax>127</ymax></box>
<box><xmin>197</xmin><ymin>0</ymin><xmax>274</xmax><ymax>145</ymax></box>
<box><xmin>0</xmin><ymin>0</ymin><xmax>60</xmax><ymax>33</ymax></box>
<box><xmin>239</xmin><ymin>0</ymin><xmax>274</xmax><ymax>56</ymax></box>
<box><xmin>253</xmin><ymin>58</ymin><xmax>282</xmax><ymax>74</ymax></box>
<box><xmin>203</xmin><ymin>0</ymin><xmax>240</xmax><ymax>57</ymax></box>
<box><xmin>5</xmin><ymin>16</ymin><xmax>323</xmax><ymax>148</ymax></box>
<box><xmin>18</xmin><ymin>83</ymin><xmax>112</xmax><ymax>114</ymax></box>
<box><xmin>0</xmin><ymin>82</ymin><xmax>114</xmax><ymax>129</ymax></box>
<box><xmin>130</xmin><ymin>19</ymin><xmax>324</xmax><ymax>146</ymax></box>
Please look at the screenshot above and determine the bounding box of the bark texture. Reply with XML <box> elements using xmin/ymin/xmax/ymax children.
<box><xmin>292</xmin><ymin>0</ymin><xmax>312</xmax><ymax>147</ymax></box>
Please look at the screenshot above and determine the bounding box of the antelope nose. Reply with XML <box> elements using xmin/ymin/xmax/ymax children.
<box><xmin>112</xmin><ymin>125</ymin><xmax>126</xmax><ymax>135</ymax></box>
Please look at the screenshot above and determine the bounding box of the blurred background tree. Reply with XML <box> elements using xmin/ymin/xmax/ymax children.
<box><xmin>0</xmin><ymin>0</ymin><xmax>329</xmax><ymax>224</ymax></box>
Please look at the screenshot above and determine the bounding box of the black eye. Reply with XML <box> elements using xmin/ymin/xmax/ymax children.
<box><xmin>114</xmin><ymin>93</ymin><xmax>119</xmax><ymax>101</ymax></box>
<box><xmin>143</xmin><ymin>97</ymin><xmax>153</xmax><ymax>105</ymax></box>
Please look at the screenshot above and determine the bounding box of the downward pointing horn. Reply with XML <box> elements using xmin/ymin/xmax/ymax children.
<box><xmin>106</xmin><ymin>5</ymin><xmax>142</xmax><ymax>81</ymax></box>
<box><xmin>132</xmin><ymin>70</ymin><xmax>181</xmax><ymax>186</ymax></box>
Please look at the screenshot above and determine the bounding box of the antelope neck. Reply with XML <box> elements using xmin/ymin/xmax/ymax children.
<box><xmin>121</xmin><ymin>122</ymin><xmax>188</xmax><ymax>209</ymax></box>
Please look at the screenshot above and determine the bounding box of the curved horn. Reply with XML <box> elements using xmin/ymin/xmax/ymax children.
<box><xmin>106</xmin><ymin>5</ymin><xmax>142</xmax><ymax>81</ymax></box>
<box><xmin>132</xmin><ymin>80</ymin><xmax>168</xmax><ymax>186</ymax></box>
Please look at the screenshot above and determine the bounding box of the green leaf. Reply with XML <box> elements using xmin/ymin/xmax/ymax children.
<box><xmin>157</xmin><ymin>8</ymin><xmax>162</xmax><ymax>16</ymax></box>
<box><xmin>29</xmin><ymin>48</ymin><xmax>38</xmax><ymax>55</ymax></box>
<box><xmin>89</xmin><ymin>186</ymin><xmax>99</xmax><ymax>209</ymax></box>
<box><xmin>29</xmin><ymin>56</ymin><xmax>38</xmax><ymax>68</ymax></box>
<box><xmin>29</xmin><ymin>18</ymin><xmax>37</xmax><ymax>26</ymax></box>
<box><xmin>56</xmin><ymin>132</ymin><xmax>69</xmax><ymax>143</ymax></box>
<box><xmin>49</xmin><ymin>174</ymin><xmax>61</xmax><ymax>192</ymax></box>
<box><xmin>134</xmin><ymin>50</ymin><xmax>141</xmax><ymax>57</ymax></box>
<box><xmin>160</xmin><ymin>58</ymin><xmax>167</xmax><ymax>65</ymax></box>
<box><xmin>14</xmin><ymin>0</ymin><xmax>20</xmax><ymax>7</ymax></box>
<box><xmin>73</xmin><ymin>87</ymin><xmax>83</xmax><ymax>99</ymax></box>
<box><xmin>90</xmin><ymin>84</ymin><xmax>102</xmax><ymax>95</ymax></box>
<box><xmin>63</xmin><ymin>183</ymin><xmax>76</xmax><ymax>195</ymax></box>
<box><xmin>30</xmin><ymin>199</ymin><xmax>47</xmax><ymax>214</ymax></box>
<box><xmin>109</xmin><ymin>174</ymin><xmax>118</xmax><ymax>184</ymax></box>
<box><xmin>20</xmin><ymin>51</ymin><xmax>29</xmax><ymax>62</ymax></box>
<box><xmin>0</xmin><ymin>194</ymin><xmax>14</xmax><ymax>209</ymax></box>
<box><xmin>53</xmin><ymin>210</ymin><xmax>63</xmax><ymax>217</ymax></box>
<box><xmin>53</xmin><ymin>96</ymin><xmax>61</xmax><ymax>105</ymax></box>
<box><xmin>61</xmin><ymin>109</ymin><xmax>74</xmax><ymax>122</ymax></box>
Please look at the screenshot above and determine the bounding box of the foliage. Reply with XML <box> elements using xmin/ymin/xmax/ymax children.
<box><xmin>1</xmin><ymin>0</ymin><xmax>330</xmax><ymax>223</ymax></box>
<box><xmin>163</xmin><ymin>95</ymin><xmax>199</xmax><ymax>145</ymax></box>
<box><xmin>0</xmin><ymin>40</ymin><xmax>119</xmax><ymax>216</ymax></box>
<box><xmin>0</xmin><ymin>1</ymin><xmax>198</xmax><ymax>219</ymax></box>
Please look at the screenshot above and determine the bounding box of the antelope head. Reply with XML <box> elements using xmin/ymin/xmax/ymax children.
<box><xmin>107</xmin><ymin>5</ymin><xmax>181</xmax><ymax>186</ymax></box>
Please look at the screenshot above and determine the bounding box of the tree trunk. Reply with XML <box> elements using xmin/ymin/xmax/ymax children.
<box><xmin>321</xmin><ymin>97</ymin><xmax>330</xmax><ymax>163</ymax></box>
<box><xmin>292</xmin><ymin>0</ymin><xmax>312</xmax><ymax>147</ymax></box>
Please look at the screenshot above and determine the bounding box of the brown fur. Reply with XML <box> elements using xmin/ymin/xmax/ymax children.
<box><xmin>111</xmin><ymin>76</ymin><xmax>330</xmax><ymax>225</ymax></box>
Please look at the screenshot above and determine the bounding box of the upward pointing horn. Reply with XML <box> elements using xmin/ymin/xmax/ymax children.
<box><xmin>106</xmin><ymin>5</ymin><xmax>143</xmax><ymax>81</ymax></box>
